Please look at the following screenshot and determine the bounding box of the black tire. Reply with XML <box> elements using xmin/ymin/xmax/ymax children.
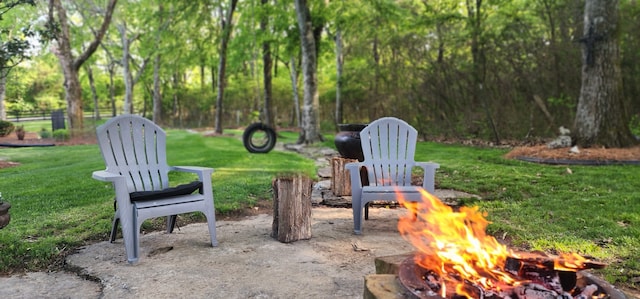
<box><xmin>243</xmin><ymin>123</ymin><xmax>277</xmax><ymax>153</ymax></box>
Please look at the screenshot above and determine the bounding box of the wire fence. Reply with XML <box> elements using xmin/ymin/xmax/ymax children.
<box><xmin>7</xmin><ymin>108</ymin><xmax>113</xmax><ymax>123</ymax></box>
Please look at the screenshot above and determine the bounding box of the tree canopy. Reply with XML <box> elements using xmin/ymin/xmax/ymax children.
<box><xmin>0</xmin><ymin>0</ymin><xmax>638</xmax><ymax>147</ymax></box>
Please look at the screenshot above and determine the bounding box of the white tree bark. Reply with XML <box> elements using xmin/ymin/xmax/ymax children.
<box><xmin>334</xmin><ymin>28</ymin><xmax>344</xmax><ymax>126</ymax></box>
<box><xmin>117</xmin><ymin>23</ymin><xmax>134</xmax><ymax>114</ymax></box>
<box><xmin>573</xmin><ymin>0</ymin><xmax>637</xmax><ymax>147</ymax></box>
<box><xmin>289</xmin><ymin>55</ymin><xmax>301</xmax><ymax>129</ymax></box>
<box><xmin>294</xmin><ymin>0</ymin><xmax>321</xmax><ymax>144</ymax></box>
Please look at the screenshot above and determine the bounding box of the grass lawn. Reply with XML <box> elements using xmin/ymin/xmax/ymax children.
<box><xmin>0</xmin><ymin>123</ymin><xmax>638</xmax><ymax>291</ymax></box>
<box><xmin>0</xmin><ymin>125</ymin><xmax>315</xmax><ymax>272</ymax></box>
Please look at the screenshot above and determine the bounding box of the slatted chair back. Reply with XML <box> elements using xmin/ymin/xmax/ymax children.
<box><xmin>97</xmin><ymin>116</ymin><xmax>170</xmax><ymax>193</ymax></box>
<box><xmin>346</xmin><ymin>117</ymin><xmax>439</xmax><ymax>234</ymax></box>
<box><xmin>360</xmin><ymin>117</ymin><xmax>418</xmax><ymax>187</ymax></box>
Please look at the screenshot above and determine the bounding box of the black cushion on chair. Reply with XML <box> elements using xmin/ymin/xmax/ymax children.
<box><xmin>129</xmin><ymin>181</ymin><xmax>203</xmax><ymax>202</ymax></box>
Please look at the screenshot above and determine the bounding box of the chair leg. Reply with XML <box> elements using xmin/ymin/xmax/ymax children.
<box><xmin>167</xmin><ymin>215</ymin><xmax>177</xmax><ymax>233</ymax></box>
<box><xmin>205</xmin><ymin>210</ymin><xmax>218</xmax><ymax>247</ymax></box>
<box><xmin>118</xmin><ymin>220</ymin><xmax>139</xmax><ymax>264</ymax></box>
<box><xmin>110</xmin><ymin>217</ymin><xmax>120</xmax><ymax>243</ymax></box>
<box><xmin>352</xmin><ymin>193</ymin><xmax>364</xmax><ymax>235</ymax></box>
<box><xmin>364</xmin><ymin>202</ymin><xmax>369</xmax><ymax>220</ymax></box>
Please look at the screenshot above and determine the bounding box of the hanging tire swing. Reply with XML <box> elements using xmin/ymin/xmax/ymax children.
<box><xmin>242</xmin><ymin>123</ymin><xmax>277</xmax><ymax>153</ymax></box>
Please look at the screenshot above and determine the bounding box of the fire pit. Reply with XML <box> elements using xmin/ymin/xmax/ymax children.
<box><xmin>397</xmin><ymin>253</ymin><xmax>626</xmax><ymax>299</ymax></box>
<box><xmin>386</xmin><ymin>189</ymin><xmax>629</xmax><ymax>299</ymax></box>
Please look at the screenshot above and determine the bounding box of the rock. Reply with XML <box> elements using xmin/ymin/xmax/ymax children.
<box><xmin>570</xmin><ymin>146</ymin><xmax>580</xmax><ymax>154</ymax></box>
<box><xmin>547</xmin><ymin>135</ymin><xmax>571</xmax><ymax>149</ymax></box>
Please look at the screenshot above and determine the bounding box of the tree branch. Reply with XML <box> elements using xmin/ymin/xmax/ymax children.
<box><xmin>73</xmin><ymin>0</ymin><xmax>118</xmax><ymax>71</ymax></box>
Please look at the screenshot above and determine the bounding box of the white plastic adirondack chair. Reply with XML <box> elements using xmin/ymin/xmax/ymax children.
<box><xmin>346</xmin><ymin>117</ymin><xmax>439</xmax><ymax>234</ymax></box>
<box><xmin>92</xmin><ymin>115</ymin><xmax>217</xmax><ymax>263</ymax></box>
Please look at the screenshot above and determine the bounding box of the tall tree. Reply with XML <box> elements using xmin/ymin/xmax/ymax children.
<box><xmin>294</xmin><ymin>0</ymin><xmax>322</xmax><ymax>144</ymax></box>
<box><xmin>261</xmin><ymin>0</ymin><xmax>275</xmax><ymax>128</ymax></box>
<box><xmin>116</xmin><ymin>21</ymin><xmax>149</xmax><ymax>115</ymax></box>
<box><xmin>214</xmin><ymin>0</ymin><xmax>239</xmax><ymax>134</ymax></box>
<box><xmin>48</xmin><ymin>0</ymin><xmax>117</xmax><ymax>130</ymax></box>
<box><xmin>465</xmin><ymin>0</ymin><xmax>499</xmax><ymax>144</ymax></box>
<box><xmin>85</xmin><ymin>64</ymin><xmax>100</xmax><ymax>120</ymax></box>
<box><xmin>152</xmin><ymin>1</ymin><xmax>166</xmax><ymax>124</ymax></box>
<box><xmin>573</xmin><ymin>0</ymin><xmax>637</xmax><ymax>148</ymax></box>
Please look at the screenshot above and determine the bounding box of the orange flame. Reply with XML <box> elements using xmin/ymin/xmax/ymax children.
<box><xmin>397</xmin><ymin>189</ymin><xmax>519</xmax><ymax>298</ymax></box>
<box><xmin>397</xmin><ymin>189</ymin><xmax>603</xmax><ymax>298</ymax></box>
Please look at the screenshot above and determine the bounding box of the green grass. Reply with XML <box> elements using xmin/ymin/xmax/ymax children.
<box><xmin>0</xmin><ymin>127</ymin><xmax>638</xmax><ymax>291</ymax></box>
<box><xmin>412</xmin><ymin>142</ymin><xmax>640</xmax><ymax>287</ymax></box>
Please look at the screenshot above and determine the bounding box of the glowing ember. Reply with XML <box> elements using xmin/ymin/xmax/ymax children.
<box><xmin>396</xmin><ymin>188</ymin><xmax>603</xmax><ymax>299</ymax></box>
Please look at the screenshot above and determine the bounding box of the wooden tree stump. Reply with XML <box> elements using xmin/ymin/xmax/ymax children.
<box><xmin>331</xmin><ymin>157</ymin><xmax>357</xmax><ymax>196</ymax></box>
<box><xmin>271</xmin><ymin>175</ymin><xmax>313</xmax><ymax>243</ymax></box>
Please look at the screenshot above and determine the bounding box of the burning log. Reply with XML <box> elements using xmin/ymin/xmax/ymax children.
<box><xmin>505</xmin><ymin>251</ymin><xmax>606</xmax><ymax>272</ymax></box>
<box><xmin>366</xmin><ymin>254</ymin><xmax>628</xmax><ymax>299</ymax></box>
<box><xmin>398</xmin><ymin>254</ymin><xmax>619</xmax><ymax>299</ymax></box>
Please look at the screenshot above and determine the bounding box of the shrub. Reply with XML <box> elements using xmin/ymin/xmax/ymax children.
<box><xmin>52</xmin><ymin>129</ymin><xmax>70</xmax><ymax>142</ymax></box>
<box><xmin>0</xmin><ymin>120</ymin><xmax>14</xmax><ymax>137</ymax></box>
<box><xmin>39</xmin><ymin>128</ymin><xmax>51</xmax><ymax>139</ymax></box>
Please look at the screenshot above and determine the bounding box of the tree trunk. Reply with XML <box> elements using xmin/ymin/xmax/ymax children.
<box><xmin>172</xmin><ymin>73</ymin><xmax>181</xmax><ymax>125</ymax></box>
<box><xmin>573</xmin><ymin>0</ymin><xmax>637</xmax><ymax>148</ymax></box>
<box><xmin>61</xmin><ymin>63</ymin><xmax>84</xmax><ymax>130</ymax></box>
<box><xmin>289</xmin><ymin>55</ymin><xmax>301</xmax><ymax>129</ymax></box>
<box><xmin>466</xmin><ymin>0</ymin><xmax>500</xmax><ymax>144</ymax></box>
<box><xmin>152</xmin><ymin>2</ymin><xmax>167</xmax><ymax>124</ymax></box>
<box><xmin>118</xmin><ymin>23</ymin><xmax>148</xmax><ymax>116</ymax></box>
<box><xmin>334</xmin><ymin>28</ymin><xmax>344</xmax><ymax>127</ymax></box>
<box><xmin>118</xmin><ymin>23</ymin><xmax>134</xmax><ymax>114</ymax></box>
<box><xmin>331</xmin><ymin>157</ymin><xmax>356</xmax><ymax>196</ymax></box>
<box><xmin>216</xmin><ymin>0</ymin><xmax>239</xmax><ymax>131</ymax></box>
<box><xmin>153</xmin><ymin>52</ymin><xmax>162</xmax><ymax>123</ymax></box>
<box><xmin>108</xmin><ymin>64</ymin><xmax>116</xmax><ymax>117</ymax></box>
<box><xmin>0</xmin><ymin>69</ymin><xmax>7</xmax><ymax>120</ymax></box>
<box><xmin>48</xmin><ymin>0</ymin><xmax>118</xmax><ymax>130</ymax></box>
<box><xmin>261</xmin><ymin>0</ymin><xmax>274</xmax><ymax>128</ymax></box>
<box><xmin>86</xmin><ymin>65</ymin><xmax>100</xmax><ymax>120</ymax></box>
<box><xmin>294</xmin><ymin>0</ymin><xmax>322</xmax><ymax>144</ymax></box>
<box><xmin>214</xmin><ymin>0</ymin><xmax>238</xmax><ymax>134</ymax></box>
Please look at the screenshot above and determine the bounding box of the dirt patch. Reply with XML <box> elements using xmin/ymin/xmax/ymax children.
<box><xmin>505</xmin><ymin>144</ymin><xmax>640</xmax><ymax>162</ymax></box>
<box><xmin>0</xmin><ymin>131</ymin><xmax>96</xmax><ymax>146</ymax></box>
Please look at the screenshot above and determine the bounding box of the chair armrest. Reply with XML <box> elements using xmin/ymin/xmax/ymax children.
<box><xmin>171</xmin><ymin>166</ymin><xmax>213</xmax><ymax>174</ymax></box>
<box><xmin>92</xmin><ymin>170</ymin><xmax>126</xmax><ymax>183</ymax></box>
<box><xmin>415</xmin><ymin>162</ymin><xmax>440</xmax><ymax>193</ymax></box>
<box><xmin>171</xmin><ymin>166</ymin><xmax>214</xmax><ymax>181</ymax></box>
<box><xmin>92</xmin><ymin>170</ymin><xmax>130</xmax><ymax>200</ymax></box>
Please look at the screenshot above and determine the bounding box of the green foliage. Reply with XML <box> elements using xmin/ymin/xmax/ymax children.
<box><xmin>0</xmin><ymin>0</ymin><xmax>37</xmax><ymax>72</ymax></box>
<box><xmin>52</xmin><ymin>129</ymin><xmax>69</xmax><ymax>141</ymax></box>
<box><xmin>0</xmin><ymin>120</ymin><xmax>14</xmax><ymax>136</ymax></box>
<box><xmin>38</xmin><ymin>128</ymin><xmax>51</xmax><ymax>139</ymax></box>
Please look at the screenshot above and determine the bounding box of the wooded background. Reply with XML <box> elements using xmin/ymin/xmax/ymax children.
<box><xmin>1</xmin><ymin>0</ymin><xmax>639</xmax><ymax>143</ymax></box>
